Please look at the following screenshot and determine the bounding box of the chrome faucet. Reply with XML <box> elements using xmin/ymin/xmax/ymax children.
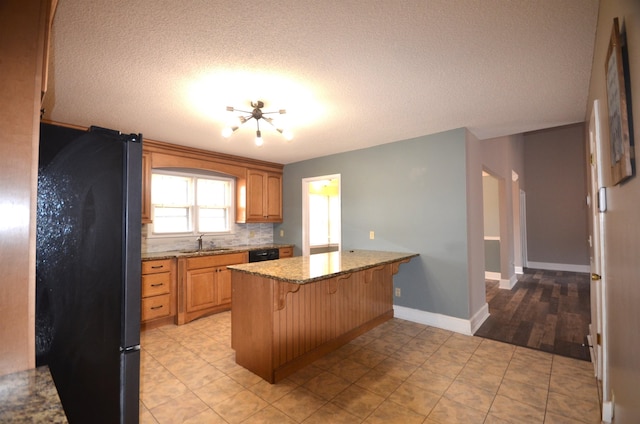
<box><xmin>197</xmin><ymin>234</ymin><xmax>204</xmax><ymax>251</ymax></box>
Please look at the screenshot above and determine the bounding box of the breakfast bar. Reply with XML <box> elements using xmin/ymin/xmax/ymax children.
<box><xmin>228</xmin><ymin>250</ymin><xmax>418</xmax><ymax>383</ymax></box>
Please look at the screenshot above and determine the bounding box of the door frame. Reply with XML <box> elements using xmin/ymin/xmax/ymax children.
<box><xmin>519</xmin><ymin>189</ymin><xmax>528</xmax><ymax>271</ymax></box>
<box><xmin>301</xmin><ymin>174</ymin><xmax>341</xmax><ymax>256</ymax></box>
<box><xmin>588</xmin><ymin>99</ymin><xmax>611</xmax><ymax>421</ymax></box>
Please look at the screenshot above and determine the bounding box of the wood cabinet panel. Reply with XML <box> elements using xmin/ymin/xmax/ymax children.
<box><xmin>178</xmin><ymin>251</ymin><xmax>248</xmax><ymax>324</ymax></box>
<box><xmin>142</xmin><ymin>273</ymin><xmax>170</xmax><ymax>297</ymax></box>
<box><xmin>244</xmin><ymin>169</ymin><xmax>282</xmax><ymax>223</ymax></box>
<box><xmin>141</xmin><ymin>258</ymin><xmax>172</xmax><ymax>274</ymax></box>
<box><xmin>141</xmin><ymin>258</ymin><xmax>176</xmax><ymax>329</ymax></box>
<box><xmin>217</xmin><ymin>268</ymin><xmax>232</xmax><ymax>305</ymax></box>
<box><xmin>278</xmin><ymin>247</ymin><xmax>293</xmax><ymax>258</ymax></box>
<box><xmin>1</xmin><ymin>0</ymin><xmax>57</xmax><ymax>375</ymax></box>
<box><xmin>186</xmin><ymin>268</ymin><xmax>217</xmax><ymax>312</ymax></box>
<box><xmin>141</xmin><ymin>294</ymin><xmax>171</xmax><ymax>321</ymax></box>
<box><xmin>186</xmin><ymin>252</ymin><xmax>246</xmax><ymax>269</ymax></box>
<box><xmin>265</xmin><ymin>172</ymin><xmax>282</xmax><ymax>219</ymax></box>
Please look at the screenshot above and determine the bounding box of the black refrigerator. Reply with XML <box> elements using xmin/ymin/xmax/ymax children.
<box><xmin>36</xmin><ymin>123</ymin><xmax>142</xmax><ymax>423</ymax></box>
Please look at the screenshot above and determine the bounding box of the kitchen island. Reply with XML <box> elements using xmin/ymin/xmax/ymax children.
<box><xmin>228</xmin><ymin>250</ymin><xmax>418</xmax><ymax>383</ymax></box>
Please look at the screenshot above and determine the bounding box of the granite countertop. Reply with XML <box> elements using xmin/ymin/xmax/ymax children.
<box><xmin>228</xmin><ymin>249</ymin><xmax>418</xmax><ymax>284</ymax></box>
<box><xmin>0</xmin><ymin>366</ymin><xmax>67</xmax><ymax>423</ymax></box>
<box><xmin>142</xmin><ymin>244</ymin><xmax>294</xmax><ymax>260</ymax></box>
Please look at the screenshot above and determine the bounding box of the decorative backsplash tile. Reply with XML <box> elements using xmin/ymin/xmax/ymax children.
<box><xmin>141</xmin><ymin>223</ymin><xmax>274</xmax><ymax>253</ymax></box>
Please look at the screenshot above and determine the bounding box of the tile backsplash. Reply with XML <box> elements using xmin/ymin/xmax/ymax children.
<box><xmin>142</xmin><ymin>222</ymin><xmax>274</xmax><ymax>253</ymax></box>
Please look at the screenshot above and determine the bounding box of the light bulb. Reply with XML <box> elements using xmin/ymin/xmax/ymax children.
<box><xmin>222</xmin><ymin>127</ymin><xmax>233</xmax><ymax>138</ymax></box>
<box><xmin>255</xmin><ymin>130</ymin><xmax>264</xmax><ymax>147</ymax></box>
<box><xmin>277</xmin><ymin>128</ymin><xmax>293</xmax><ymax>141</ymax></box>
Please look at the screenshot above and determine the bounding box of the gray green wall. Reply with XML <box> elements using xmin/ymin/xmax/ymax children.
<box><xmin>524</xmin><ymin>123</ymin><xmax>589</xmax><ymax>266</ymax></box>
<box><xmin>275</xmin><ymin>128</ymin><xmax>474</xmax><ymax>319</ymax></box>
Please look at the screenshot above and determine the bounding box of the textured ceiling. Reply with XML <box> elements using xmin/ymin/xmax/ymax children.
<box><xmin>43</xmin><ymin>0</ymin><xmax>599</xmax><ymax>164</ymax></box>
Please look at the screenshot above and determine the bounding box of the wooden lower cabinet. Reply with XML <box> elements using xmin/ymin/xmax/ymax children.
<box><xmin>178</xmin><ymin>252</ymin><xmax>247</xmax><ymax>324</ymax></box>
<box><xmin>141</xmin><ymin>258</ymin><xmax>176</xmax><ymax>330</ymax></box>
<box><xmin>278</xmin><ymin>246</ymin><xmax>293</xmax><ymax>258</ymax></box>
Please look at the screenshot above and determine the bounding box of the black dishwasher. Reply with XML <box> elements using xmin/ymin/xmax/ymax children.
<box><xmin>248</xmin><ymin>248</ymin><xmax>280</xmax><ymax>262</ymax></box>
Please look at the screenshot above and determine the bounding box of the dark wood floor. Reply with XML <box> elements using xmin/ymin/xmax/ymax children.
<box><xmin>474</xmin><ymin>268</ymin><xmax>592</xmax><ymax>361</ymax></box>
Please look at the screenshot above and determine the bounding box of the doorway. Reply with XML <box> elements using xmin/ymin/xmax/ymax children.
<box><xmin>482</xmin><ymin>171</ymin><xmax>501</xmax><ymax>281</ymax></box>
<box><xmin>302</xmin><ymin>174</ymin><xmax>341</xmax><ymax>256</ymax></box>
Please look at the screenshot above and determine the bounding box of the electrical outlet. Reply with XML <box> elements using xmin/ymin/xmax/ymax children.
<box><xmin>369</xmin><ymin>231</ymin><xmax>375</xmax><ymax>240</ymax></box>
<box><xmin>280</xmin><ymin>229</ymin><xmax>284</xmax><ymax>237</ymax></box>
<box><xmin>395</xmin><ymin>288</ymin><xmax>401</xmax><ymax>297</ymax></box>
<box><xmin>249</xmin><ymin>231</ymin><xmax>255</xmax><ymax>238</ymax></box>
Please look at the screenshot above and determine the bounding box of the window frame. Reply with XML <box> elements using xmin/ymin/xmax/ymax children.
<box><xmin>148</xmin><ymin>169</ymin><xmax>235</xmax><ymax>237</ymax></box>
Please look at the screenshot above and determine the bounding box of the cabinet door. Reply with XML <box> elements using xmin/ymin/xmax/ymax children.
<box><xmin>246</xmin><ymin>170</ymin><xmax>266</xmax><ymax>221</ymax></box>
<box><xmin>265</xmin><ymin>173</ymin><xmax>282</xmax><ymax>220</ymax></box>
<box><xmin>217</xmin><ymin>266</ymin><xmax>232</xmax><ymax>305</ymax></box>
<box><xmin>185</xmin><ymin>267</ymin><xmax>217</xmax><ymax>312</ymax></box>
<box><xmin>246</xmin><ymin>169</ymin><xmax>282</xmax><ymax>222</ymax></box>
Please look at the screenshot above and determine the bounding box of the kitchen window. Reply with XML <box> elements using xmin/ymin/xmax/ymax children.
<box><xmin>150</xmin><ymin>170</ymin><xmax>233</xmax><ymax>235</ymax></box>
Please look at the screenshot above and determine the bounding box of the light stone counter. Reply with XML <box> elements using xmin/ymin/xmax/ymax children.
<box><xmin>142</xmin><ymin>243</ymin><xmax>293</xmax><ymax>260</ymax></box>
<box><xmin>228</xmin><ymin>249</ymin><xmax>419</xmax><ymax>284</ymax></box>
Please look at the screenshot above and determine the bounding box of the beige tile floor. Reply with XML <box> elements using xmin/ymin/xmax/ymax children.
<box><xmin>139</xmin><ymin>312</ymin><xmax>601</xmax><ymax>424</ymax></box>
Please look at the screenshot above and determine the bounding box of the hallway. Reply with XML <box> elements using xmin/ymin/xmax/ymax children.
<box><xmin>475</xmin><ymin>268</ymin><xmax>591</xmax><ymax>361</ymax></box>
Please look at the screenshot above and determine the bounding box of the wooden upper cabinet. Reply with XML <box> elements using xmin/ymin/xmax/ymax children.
<box><xmin>140</xmin><ymin>140</ymin><xmax>283</xmax><ymax>225</ymax></box>
<box><xmin>141</xmin><ymin>150</ymin><xmax>152</xmax><ymax>224</ymax></box>
<box><xmin>244</xmin><ymin>169</ymin><xmax>283</xmax><ymax>223</ymax></box>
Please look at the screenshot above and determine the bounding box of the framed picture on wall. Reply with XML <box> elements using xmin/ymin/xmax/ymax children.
<box><xmin>604</xmin><ymin>17</ymin><xmax>633</xmax><ymax>185</ymax></box>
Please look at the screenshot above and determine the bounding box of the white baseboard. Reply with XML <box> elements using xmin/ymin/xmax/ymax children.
<box><xmin>485</xmin><ymin>271</ymin><xmax>501</xmax><ymax>280</ymax></box>
<box><xmin>394</xmin><ymin>303</ymin><xmax>490</xmax><ymax>336</ymax></box>
<box><xmin>526</xmin><ymin>261</ymin><xmax>590</xmax><ymax>273</ymax></box>
<box><xmin>499</xmin><ymin>274</ymin><xmax>518</xmax><ymax>290</ymax></box>
<box><xmin>515</xmin><ymin>266</ymin><xmax>524</xmax><ymax>274</ymax></box>
<box><xmin>602</xmin><ymin>400</ymin><xmax>614</xmax><ymax>423</ymax></box>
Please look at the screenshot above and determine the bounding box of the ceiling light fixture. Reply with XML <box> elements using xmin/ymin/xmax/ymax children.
<box><xmin>222</xmin><ymin>100</ymin><xmax>293</xmax><ymax>147</ymax></box>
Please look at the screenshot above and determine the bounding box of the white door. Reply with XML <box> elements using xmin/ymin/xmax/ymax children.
<box><xmin>588</xmin><ymin>99</ymin><xmax>610</xmax><ymax>419</ymax></box>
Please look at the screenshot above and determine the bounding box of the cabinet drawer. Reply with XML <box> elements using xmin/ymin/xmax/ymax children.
<box><xmin>141</xmin><ymin>294</ymin><xmax>171</xmax><ymax>321</ymax></box>
<box><xmin>142</xmin><ymin>259</ymin><xmax>173</xmax><ymax>274</ymax></box>
<box><xmin>186</xmin><ymin>252</ymin><xmax>247</xmax><ymax>269</ymax></box>
<box><xmin>279</xmin><ymin>247</ymin><xmax>293</xmax><ymax>258</ymax></box>
<box><xmin>142</xmin><ymin>272</ymin><xmax>171</xmax><ymax>297</ymax></box>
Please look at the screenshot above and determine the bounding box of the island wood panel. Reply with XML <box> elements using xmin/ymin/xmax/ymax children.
<box><xmin>230</xmin><ymin>271</ymin><xmax>275</xmax><ymax>381</ymax></box>
<box><xmin>231</xmin><ymin>259</ymin><xmax>409</xmax><ymax>383</ymax></box>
